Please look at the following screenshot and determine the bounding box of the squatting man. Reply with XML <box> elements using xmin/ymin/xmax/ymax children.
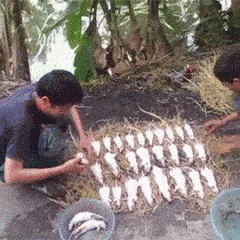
<box><xmin>0</xmin><ymin>70</ymin><xmax>94</xmax><ymax>197</ymax></box>
<box><xmin>205</xmin><ymin>48</ymin><xmax>240</xmax><ymax>156</ymax></box>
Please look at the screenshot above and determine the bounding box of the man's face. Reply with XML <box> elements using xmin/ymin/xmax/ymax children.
<box><xmin>36</xmin><ymin>95</ymin><xmax>73</xmax><ymax>117</ymax></box>
<box><xmin>48</xmin><ymin>103</ymin><xmax>73</xmax><ymax>117</ymax></box>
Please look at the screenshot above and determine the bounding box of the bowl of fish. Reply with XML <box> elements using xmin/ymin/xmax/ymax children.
<box><xmin>210</xmin><ymin>188</ymin><xmax>240</xmax><ymax>240</ymax></box>
<box><xmin>58</xmin><ymin>198</ymin><xmax>115</xmax><ymax>240</ymax></box>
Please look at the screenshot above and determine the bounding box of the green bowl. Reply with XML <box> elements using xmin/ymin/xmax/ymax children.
<box><xmin>210</xmin><ymin>188</ymin><xmax>240</xmax><ymax>240</ymax></box>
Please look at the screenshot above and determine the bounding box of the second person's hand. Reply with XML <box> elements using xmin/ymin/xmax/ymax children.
<box><xmin>204</xmin><ymin>118</ymin><xmax>225</xmax><ymax>133</ymax></box>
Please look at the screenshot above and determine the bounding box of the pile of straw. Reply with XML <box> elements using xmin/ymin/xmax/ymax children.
<box><xmin>196</xmin><ymin>58</ymin><xmax>234</xmax><ymax>115</ymax></box>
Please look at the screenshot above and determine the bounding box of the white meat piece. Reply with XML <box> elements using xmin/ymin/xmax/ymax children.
<box><xmin>136</xmin><ymin>147</ymin><xmax>151</xmax><ymax>172</ymax></box>
<box><xmin>104</xmin><ymin>152</ymin><xmax>120</xmax><ymax>177</ymax></box>
<box><xmin>138</xmin><ymin>175</ymin><xmax>153</xmax><ymax>205</ymax></box>
<box><xmin>200</xmin><ymin>167</ymin><xmax>218</xmax><ymax>193</ymax></box>
<box><xmin>152</xmin><ymin>165</ymin><xmax>171</xmax><ymax>201</ymax></box>
<box><xmin>125</xmin><ymin>151</ymin><xmax>139</xmax><ymax>174</ymax></box>
<box><xmin>152</xmin><ymin>145</ymin><xmax>165</xmax><ymax>166</ymax></box>
<box><xmin>169</xmin><ymin>167</ymin><xmax>187</xmax><ymax>197</ymax></box>
<box><xmin>154</xmin><ymin>128</ymin><xmax>165</xmax><ymax>144</ymax></box>
<box><xmin>166</xmin><ymin>126</ymin><xmax>175</xmax><ymax>142</ymax></box>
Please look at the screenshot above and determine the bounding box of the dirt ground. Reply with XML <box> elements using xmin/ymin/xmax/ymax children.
<box><xmin>79</xmin><ymin>81</ymin><xmax>216</xmax><ymax>131</ymax></box>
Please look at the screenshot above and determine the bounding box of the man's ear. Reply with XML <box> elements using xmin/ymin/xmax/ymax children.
<box><xmin>40</xmin><ymin>96</ymin><xmax>52</xmax><ymax>107</ymax></box>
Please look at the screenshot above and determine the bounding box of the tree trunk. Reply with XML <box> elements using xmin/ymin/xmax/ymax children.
<box><xmin>125</xmin><ymin>0</ymin><xmax>137</xmax><ymax>26</ymax></box>
<box><xmin>12</xmin><ymin>0</ymin><xmax>30</xmax><ymax>81</ymax></box>
<box><xmin>231</xmin><ymin>0</ymin><xmax>240</xmax><ymax>37</ymax></box>
<box><xmin>0</xmin><ymin>8</ymin><xmax>6</xmax><ymax>72</ymax></box>
<box><xmin>99</xmin><ymin>0</ymin><xmax>135</xmax><ymax>58</ymax></box>
<box><xmin>147</xmin><ymin>0</ymin><xmax>173</xmax><ymax>55</ymax></box>
<box><xmin>0</xmin><ymin>1</ymin><xmax>12</xmax><ymax>75</ymax></box>
<box><xmin>99</xmin><ymin>0</ymin><xmax>112</xmax><ymax>27</ymax></box>
<box><xmin>86</xmin><ymin>0</ymin><xmax>99</xmax><ymax>40</ymax></box>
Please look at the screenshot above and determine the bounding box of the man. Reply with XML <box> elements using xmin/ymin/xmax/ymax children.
<box><xmin>205</xmin><ymin>48</ymin><xmax>240</xmax><ymax>155</ymax></box>
<box><xmin>0</xmin><ymin>70</ymin><xmax>93</xmax><ymax>197</ymax></box>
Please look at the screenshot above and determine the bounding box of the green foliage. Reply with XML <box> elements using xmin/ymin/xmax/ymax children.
<box><xmin>64</xmin><ymin>0</ymin><xmax>98</xmax><ymax>82</ymax></box>
<box><xmin>160</xmin><ymin>0</ymin><xmax>199</xmax><ymax>46</ymax></box>
<box><xmin>74</xmin><ymin>33</ymin><xmax>96</xmax><ymax>83</ymax></box>
<box><xmin>66</xmin><ymin>12</ymin><xmax>83</xmax><ymax>49</ymax></box>
<box><xmin>66</xmin><ymin>0</ymin><xmax>90</xmax><ymax>49</ymax></box>
<box><xmin>23</xmin><ymin>1</ymin><xmax>57</xmax><ymax>60</ymax></box>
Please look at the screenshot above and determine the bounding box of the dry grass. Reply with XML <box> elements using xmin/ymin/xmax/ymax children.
<box><xmin>82</xmin><ymin>50</ymin><xmax>190</xmax><ymax>90</ymax></box>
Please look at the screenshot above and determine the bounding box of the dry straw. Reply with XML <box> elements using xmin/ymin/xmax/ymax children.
<box><xmin>196</xmin><ymin>56</ymin><xmax>234</xmax><ymax>115</ymax></box>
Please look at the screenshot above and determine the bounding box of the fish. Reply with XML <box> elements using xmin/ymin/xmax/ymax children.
<box><xmin>72</xmin><ymin>219</ymin><xmax>106</xmax><ymax>239</ymax></box>
<box><xmin>125</xmin><ymin>151</ymin><xmax>139</xmax><ymax>174</ymax></box>
<box><xmin>169</xmin><ymin>167</ymin><xmax>187</xmax><ymax>197</ymax></box>
<box><xmin>112</xmin><ymin>183</ymin><xmax>122</xmax><ymax>207</ymax></box>
<box><xmin>137</xmin><ymin>132</ymin><xmax>145</xmax><ymax>146</ymax></box>
<box><xmin>187</xmin><ymin>168</ymin><xmax>204</xmax><ymax>199</ymax></box>
<box><xmin>125</xmin><ymin>134</ymin><xmax>135</xmax><ymax>149</ymax></box>
<box><xmin>183</xmin><ymin>144</ymin><xmax>194</xmax><ymax>163</ymax></box>
<box><xmin>166</xmin><ymin>126</ymin><xmax>175</xmax><ymax>142</ymax></box>
<box><xmin>152</xmin><ymin>145</ymin><xmax>165</xmax><ymax>166</ymax></box>
<box><xmin>99</xmin><ymin>185</ymin><xmax>111</xmax><ymax>205</ymax></box>
<box><xmin>125</xmin><ymin>178</ymin><xmax>138</xmax><ymax>211</ymax></box>
<box><xmin>104</xmin><ymin>152</ymin><xmax>120</xmax><ymax>177</ymax></box>
<box><xmin>200</xmin><ymin>167</ymin><xmax>218</xmax><ymax>193</ymax></box>
<box><xmin>68</xmin><ymin>211</ymin><xmax>105</xmax><ymax>231</ymax></box>
<box><xmin>175</xmin><ymin>126</ymin><xmax>184</xmax><ymax>140</ymax></box>
<box><xmin>168</xmin><ymin>144</ymin><xmax>179</xmax><ymax>166</ymax></box>
<box><xmin>136</xmin><ymin>147</ymin><xmax>151</xmax><ymax>172</ymax></box>
<box><xmin>91</xmin><ymin>140</ymin><xmax>101</xmax><ymax>157</ymax></box>
<box><xmin>103</xmin><ymin>136</ymin><xmax>111</xmax><ymax>152</ymax></box>
<box><xmin>146</xmin><ymin>130</ymin><xmax>154</xmax><ymax>145</ymax></box>
<box><xmin>184</xmin><ymin>123</ymin><xmax>194</xmax><ymax>139</ymax></box>
<box><xmin>91</xmin><ymin>162</ymin><xmax>104</xmax><ymax>185</ymax></box>
<box><xmin>138</xmin><ymin>175</ymin><xmax>153</xmax><ymax>205</ymax></box>
<box><xmin>152</xmin><ymin>165</ymin><xmax>171</xmax><ymax>201</ymax></box>
<box><xmin>113</xmin><ymin>135</ymin><xmax>123</xmax><ymax>152</ymax></box>
<box><xmin>154</xmin><ymin>128</ymin><xmax>165</xmax><ymax>144</ymax></box>
<box><xmin>194</xmin><ymin>142</ymin><xmax>206</xmax><ymax>161</ymax></box>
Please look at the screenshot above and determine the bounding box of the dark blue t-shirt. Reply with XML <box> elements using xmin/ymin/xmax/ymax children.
<box><xmin>0</xmin><ymin>84</ymin><xmax>69</xmax><ymax>168</ymax></box>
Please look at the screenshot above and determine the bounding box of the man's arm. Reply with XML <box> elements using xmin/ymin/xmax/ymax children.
<box><xmin>4</xmin><ymin>156</ymin><xmax>86</xmax><ymax>185</ymax></box>
<box><xmin>205</xmin><ymin>112</ymin><xmax>240</xmax><ymax>133</ymax></box>
<box><xmin>70</xmin><ymin>106</ymin><xmax>86</xmax><ymax>137</ymax></box>
<box><xmin>70</xmin><ymin>106</ymin><xmax>94</xmax><ymax>160</ymax></box>
<box><xmin>221</xmin><ymin>112</ymin><xmax>239</xmax><ymax>124</ymax></box>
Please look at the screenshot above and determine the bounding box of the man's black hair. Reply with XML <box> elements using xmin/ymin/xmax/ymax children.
<box><xmin>36</xmin><ymin>70</ymin><xmax>83</xmax><ymax>106</ymax></box>
<box><xmin>213</xmin><ymin>48</ymin><xmax>240</xmax><ymax>84</ymax></box>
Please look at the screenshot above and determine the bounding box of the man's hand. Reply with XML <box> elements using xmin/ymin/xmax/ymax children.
<box><xmin>204</xmin><ymin>112</ymin><xmax>239</xmax><ymax>134</ymax></box>
<box><xmin>79</xmin><ymin>134</ymin><xmax>94</xmax><ymax>164</ymax></box>
<box><xmin>63</xmin><ymin>156</ymin><xmax>87</xmax><ymax>174</ymax></box>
